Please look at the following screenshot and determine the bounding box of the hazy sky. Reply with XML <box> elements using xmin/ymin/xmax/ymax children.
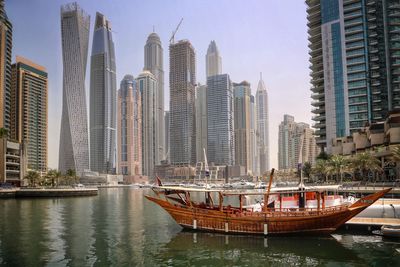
<box><xmin>6</xmin><ymin>0</ymin><xmax>312</xmax><ymax>170</ymax></box>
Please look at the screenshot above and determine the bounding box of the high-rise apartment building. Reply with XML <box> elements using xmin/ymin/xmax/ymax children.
<box><xmin>10</xmin><ymin>56</ymin><xmax>48</xmax><ymax>173</ymax></box>
<box><xmin>195</xmin><ymin>84</ymin><xmax>207</xmax><ymax>163</ymax></box>
<box><xmin>206</xmin><ymin>40</ymin><xmax>222</xmax><ymax>77</ymax></box>
<box><xmin>207</xmin><ymin>74</ymin><xmax>234</xmax><ymax>166</ymax></box>
<box><xmin>164</xmin><ymin>111</ymin><xmax>170</xmax><ymax>162</ymax></box>
<box><xmin>0</xmin><ymin>1</ymin><xmax>12</xmax><ymax>131</ymax></box>
<box><xmin>144</xmin><ymin>32</ymin><xmax>165</xmax><ymax>162</ymax></box>
<box><xmin>233</xmin><ymin>81</ymin><xmax>253</xmax><ymax>175</ymax></box>
<box><xmin>256</xmin><ymin>74</ymin><xmax>270</xmax><ymax>175</ymax></box>
<box><xmin>137</xmin><ymin>71</ymin><xmax>158</xmax><ymax>176</ymax></box>
<box><xmin>278</xmin><ymin>115</ymin><xmax>318</xmax><ymax>170</ymax></box>
<box><xmin>59</xmin><ymin>3</ymin><xmax>90</xmax><ymax>175</ymax></box>
<box><xmin>249</xmin><ymin>94</ymin><xmax>259</xmax><ymax>176</ymax></box>
<box><xmin>90</xmin><ymin>12</ymin><xmax>116</xmax><ymax>174</ymax></box>
<box><xmin>117</xmin><ymin>75</ymin><xmax>141</xmax><ymax>176</ymax></box>
<box><xmin>169</xmin><ymin>40</ymin><xmax>196</xmax><ymax>165</ymax></box>
<box><xmin>307</xmin><ymin>0</ymin><xmax>400</xmax><ymax>152</ymax></box>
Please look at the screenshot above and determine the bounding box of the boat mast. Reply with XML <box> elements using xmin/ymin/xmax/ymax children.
<box><xmin>204</xmin><ymin>148</ymin><xmax>209</xmax><ymax>186</ymax></box>
<box><xmin>263</xmin><ymin>168</ymin><xmax>275</xmax><ymax>212</ymax></box>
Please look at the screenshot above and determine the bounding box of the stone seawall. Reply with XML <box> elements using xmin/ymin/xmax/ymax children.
<box><xmin>0</xmin><ymin>188</ymin><xmax>98</xmax><ymax>198</ymax></box>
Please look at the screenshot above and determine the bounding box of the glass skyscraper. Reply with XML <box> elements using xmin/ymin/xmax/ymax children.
<box><xmin>90</xmin><ymin>12</ymin><xmax>116</xmax><ymax>174</ymax></box>
<box><xmin>256</xmin><ymin>74</ymin><xmax>270</xmax><ymax>175</ymax></box>
<box><xmin>59</xmin><ymin>3</ymin><xmax>90</xmax><ymax>175</ymax></box>
<box><xmin>207</xmin><ymin>74</ymin><xmax>234</xmax><ymax>166</ymax></box>
<box><xmin>307</xmin><ymin>0</ymin><xmax>400</xmax><ymax>152</ymax></box>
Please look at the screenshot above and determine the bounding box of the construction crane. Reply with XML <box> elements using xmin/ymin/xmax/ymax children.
<box><xmin>169</xmin><ymin>18</ymin><xmax>183</xmax><ymax>44</ymax></box>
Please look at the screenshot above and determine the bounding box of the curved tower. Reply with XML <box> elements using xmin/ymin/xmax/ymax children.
<box><xmin>90</xmin><ymin>12</ymin><xmax>117</xmax><ymax>174</ymax></box>
<box><xmin>59</xmin><ymin>3</ymin><xmax>90</xmax><ymax>175</ymax></box>
<box><xmin>144</xmin><ymin>32</ymin><xmax>164</xmax><ymax>162</ymax></box>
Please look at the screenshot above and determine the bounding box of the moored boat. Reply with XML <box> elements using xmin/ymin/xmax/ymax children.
<box><xmin>381</xmin><ymin>225</ymin><xmax>400</xmax><ymax>238</ymax></box>
<box><xmin>146</xmin><ymin>169</ymin><xmax>391</xmax><ymax>235</ymax></box>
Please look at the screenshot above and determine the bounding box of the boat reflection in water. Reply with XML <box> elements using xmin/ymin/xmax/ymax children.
<box><xmin>154</xmin><ymin>230</ymin><xmax>361</xmax><ymax>266</ymax></box>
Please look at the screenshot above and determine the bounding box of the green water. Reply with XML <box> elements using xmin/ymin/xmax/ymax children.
<box><xmin>0</xmin><ymin>188</ymin><xmax>399</xmax><ymax>266</ymax></box>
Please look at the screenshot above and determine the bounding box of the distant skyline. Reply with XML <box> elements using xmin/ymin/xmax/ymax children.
<box><xmin>6</xmin><ymin>0</ymin><xmax>311</xmax><ymax>170</ymax></box>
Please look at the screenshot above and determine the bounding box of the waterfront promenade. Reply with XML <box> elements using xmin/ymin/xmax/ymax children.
<box><xmin>0</xmin><ymin>187</ymin><xmax>98</xmax><ymax>198</ymax></box>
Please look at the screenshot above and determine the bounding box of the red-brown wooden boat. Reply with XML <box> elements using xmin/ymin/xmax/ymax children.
<box><xmin>146</xmin><ymin>170</ymin><xmax>391</xmax><ymax>235</ymax></box>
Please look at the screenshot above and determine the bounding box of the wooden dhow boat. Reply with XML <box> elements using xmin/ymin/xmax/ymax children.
<box><xmin>146</xmin><ymin>169</ymin><xmax>392</xmax><ymax>235</ymax></box>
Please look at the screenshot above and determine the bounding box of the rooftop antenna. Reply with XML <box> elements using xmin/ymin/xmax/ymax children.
<box><xmin>169</xmin><ymin>18</ymin><xmax>183</xmax><ymax>44</ymax></box>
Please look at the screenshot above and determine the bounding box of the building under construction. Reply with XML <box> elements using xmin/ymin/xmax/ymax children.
<box><xmin>169</xmin><ymin>40</ymin><xmax>196</xmax><ymax>165</ymax></box>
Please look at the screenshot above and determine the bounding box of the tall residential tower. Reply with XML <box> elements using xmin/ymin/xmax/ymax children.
<box><xmin>117</xmin><ymin>75</ymin><xmax>141</xmax><ymax>176</ymax></box>
<box><xmin>206</xmin><ymin>40</ymin><xmax>222</xmax><ymax>77</ymax></box>
<box><xmin>256</xmin><ymin>74</ymin><xmax>270</xmax><ymax>174</ymax></box>
<box><xmin>11</xmin><ymin>56</ymin><xmax>48</xmax><ymax>173</ymax></box>
<box><xmin>59</xmin><ymin>3</ymin><xmax>90</xmax><ymax>175</ymax></box>
<box><xmin>307</xmin><ymin>0</ymin><xmax>400</xmax><ymax>151</ymax></box>
<box><xmin>144</xmin><ymin>32</ymin><xmax>165</xmax><ymax>162</ymax></box>
<box><xmin>207</xmin><ymin>74</ymin><xmax>234</xmax><ymax>166</ymax></box>
<box><xmin>169</xmin><ymin>40</ymin><xmax>196</xmax><ymax>165</ymax></box>
<box><xmin>0</xmin><ymin>0</ymin><xmax>12</xmax><ymax>131</ymax></box>
<box><xmin>90</xmin><ymin>12</ymin><xmax>116</xmax><ymax>174</ymax></box>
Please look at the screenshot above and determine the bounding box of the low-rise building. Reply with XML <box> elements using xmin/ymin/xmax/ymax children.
<box><xmin>0</xmin><ymin>138</ymin><xmax>26</xmax><ymax>186</ymax></box>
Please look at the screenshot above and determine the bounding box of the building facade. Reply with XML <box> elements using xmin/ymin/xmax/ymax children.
<box><xmin>10</xmin><ymin>56</ymin><xmax>48</xmax><ymax>173</ymax></box>
<box><xmin>249</xmin><ymin>94</ymin><xmax>259</xmax><ymax>176</ymax></box>
<box><xmin>307</xmin><ymin>0</ymin><xmax>400</xmax><ymax>152</ymax></box>
<box><xmin>195</xmin><ymin>84</ymin><xmax>207</xmax><ymax>163</ymax></box>
<box><xmin>278</xmin><ymin>115</ymin><xmax>318</xmax><ymax>170</ymax></box>
<box><xmin>144</xmin><ymin>32</ymin><xmax>165</xmax><ymax>162</ymax></box>
<box><xmin>206</xmin><ymin>40</ymin><xmax>222</xmax><ymax>77</ymax></box>
<box><xmin>164</xmin><ymin>111</ymin><xmax>170</xmax><ymax>162</ymax></box>
<box><xmin>0</xmin><ymin>1</ymin><xmax>12</xmax><ymax>131</ymax></box>
<box><xmin>256</xmin><ymin>74</ymin><xmax>270</xmax><ymax>175</ymax></box>
<box><xmin>169</xmin><ymin>40</ymin><xmax>196</xmax><ymax>165</ymax></box>
<box><xmin>233</xmin><ymin>81</ymin><xmax>253</xmax><ymax>175</ymax></box>
<box><xmin>59</xmin><ymin>3</ymin><xmax>90</xmax><ymax>175</ymax></box>
<box><xmin>207</xmin><ymin>74</ymin><xmax>234</xmax><ymax>166</ymax></box>
<box><xmin>90</xmin><ymin>12</ymin><xmax>116</xmax><ymax>174</ymax></box>
<box><xmin>117</xmin><ymin>75</ymin><xmax>141</xmax><ymax>176</ymax></box>
<box><xmin>137</xmin><ymin>71</ymin><xmax>159</xmax><ymax>176</ymax></box>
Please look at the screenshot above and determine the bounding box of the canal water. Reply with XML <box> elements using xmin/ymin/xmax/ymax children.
<box><xmin>0</xmin><ymin>188</ymin><xmax>399</xmax><ymax>266</ymax></box>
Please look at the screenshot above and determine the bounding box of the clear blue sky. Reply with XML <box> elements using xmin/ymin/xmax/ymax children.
<box><xmin>6</xmin><ymin>0</ymin><xmax>312</xmax><ymax>170</ymax></box>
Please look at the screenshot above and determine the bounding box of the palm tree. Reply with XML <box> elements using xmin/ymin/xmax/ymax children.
<box><xmin>312</xmin><ymin>159</ymin><xmax>330</xmax><ymax>182</ymax></box>
<box><xmin>391</xmin><ymin>145</ymin><xmax>400</xmax><ymax>162</ymax></box>
<box><xmin>327</xmin><ymin>155</ymin><xmax>349</xmax><ymax>184</ymax></box>
<box><xmin>350</xmin><ymin>152</ymin><xmax>382</xmax><ymax>182</ymax></box>
<box><xmin>302</xmin><ymin>162</ymin><xmax>312</xmax><ymax>180</ymax></box>
<box><xmin>46</xmin><ymin>169</ymin><xmax>62</xmax><ymax>187</ymax></box>
<box><xmin>25</xmin><ymin>170</ymin><xmax>40</xmax><ymax>187</ymax></box>
<box><xmin>66</xmin><ymin>169</ymin><xmax>77</xmax><ymax>185</ymax></box>
<box><xmin>0</xmin><ymin>128</ymin><xmax>8</xmax><ymax>139</ymax></box>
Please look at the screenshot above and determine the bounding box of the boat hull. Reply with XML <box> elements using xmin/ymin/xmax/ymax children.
<box><xmin>145</xmin><ymin>188</ymin><xmax>391</xmax><ymax>235</ymax></box>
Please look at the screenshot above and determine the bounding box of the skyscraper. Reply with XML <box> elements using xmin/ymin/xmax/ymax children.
<box><xmin>195</xmin><ymin>84</ymin><xmax>207</xmax><ymax>163</ymax></box>
<box><xmin>137</xmin><ymin>71</ymin><xmax>158</xmax><ymax>176</ymax></box>
<box><xmin>278</xmin><ymin>115</ymin><xmax>318</xmax><ymax>170</ymax></box>
<box><xmin>117</xmin><ymin>75</ymin><xmax>141</xmax><ymax>176</ymax></box>
<box><xmin>256</xmin><ymin>74</ymin><xmax>270</xmax><ymax>174</ymax></box>
<box><xmin>90</xmin><ymin>12</ymin><xmax>116</xmax><ymax>174</ymax></box>
<box><xmin>307</xmin><ymin>0</ymin><xmax>400</xmax><ymax>152</ymax></box>
<box><xmin>11</xmin><ymin>56</ymin><xmax>47</xmax><ymax>173</ymax></box>
<box><xmin>144</xmin><ymin>32</ymin><xmax>165</xmax><ymax>161</ymax></box>
<box><xmin>207</xmin><ymin>74</ymin><xmax>234</xmax><ymax>165</ymax></box>
<box><xmin>164</xmin><ymin>111</ymin><xmax>170</xmax><ymax>162</ymax></box>
<box><xmin>249</xmin><ymin>94</ymin><xmax>259</xmax><ymax>176</ymax></box>
<box><xmin>59</xmin><ymin>3</ymin><xmax>90</xmax><ymax>175</ymax></box>
<box><xmin>169</xmin><ymin>40</ymin><xmax>196</xmax><ymax>165</ymax></box>
<box><xmin>0</xmin><ymin>0</ymin><xmax>12</xmax><ymax>131</ymax></box>
<box><xmin>206</xmin><ymin>40</ymin><xmax>222</xmax><ymax>77</ymax></box>
<box><xmin>233</xmin><ymin>81</ymin><xmax>253</xmax><ymax>175</ymax></box>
